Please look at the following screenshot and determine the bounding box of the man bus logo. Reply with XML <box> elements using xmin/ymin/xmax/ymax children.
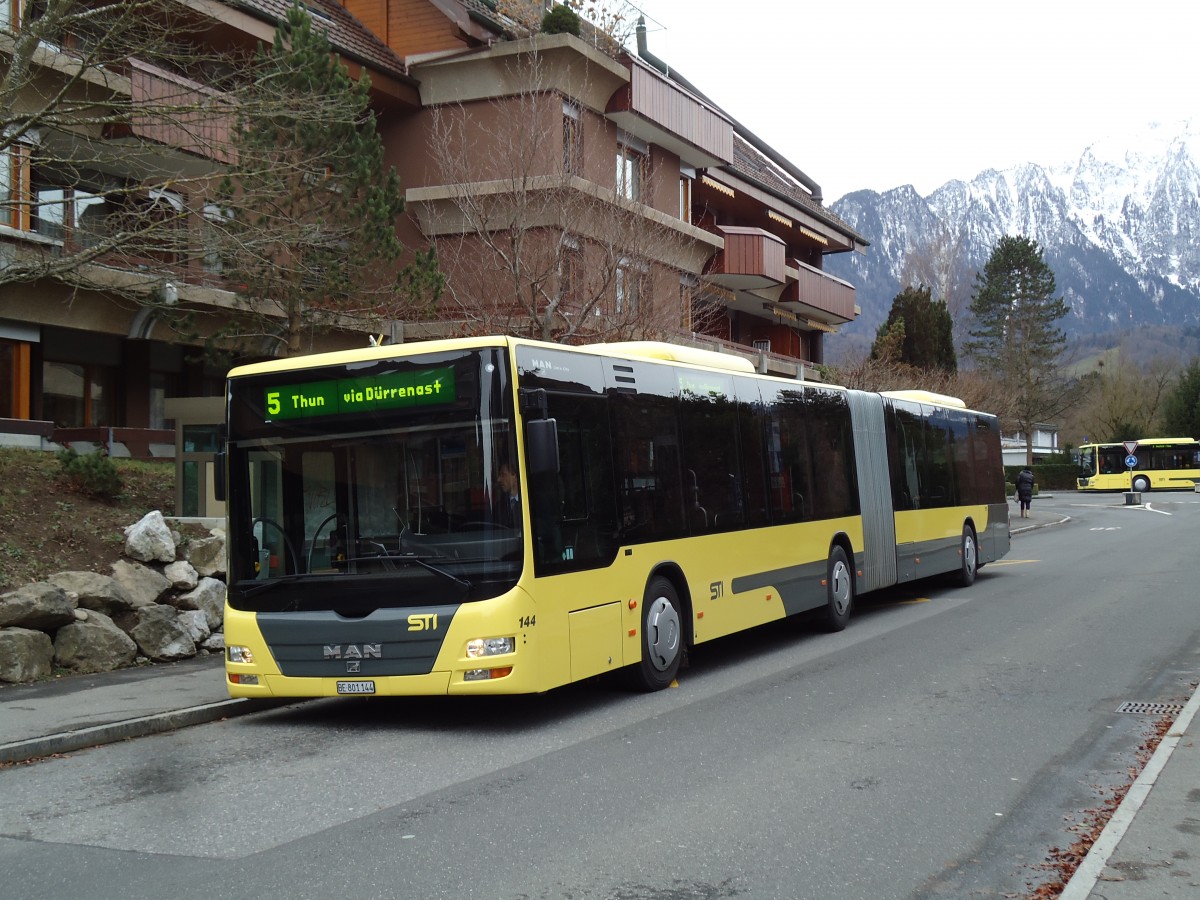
<box><xmin>323</xmin><ymin>644</ymin><xmax>382</xmax><ymax>659</ymax></box>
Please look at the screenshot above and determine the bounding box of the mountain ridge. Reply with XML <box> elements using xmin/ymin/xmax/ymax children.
<box><xmin>824</xmin><ymin>119</ymin><xmax>1200</xmax><ymax>361</ymax></box>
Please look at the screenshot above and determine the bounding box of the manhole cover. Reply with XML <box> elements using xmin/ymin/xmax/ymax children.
<box><xmin>1116</xmin><ymin>701</ymin><xmax>1185</xmax><ymax>716</ymax></box>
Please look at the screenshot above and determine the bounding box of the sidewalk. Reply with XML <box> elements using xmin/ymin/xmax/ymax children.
<box><xmin>2</xmin><ymin>503</ymin><xmax>1196</xmax><ymax>900</ymax></box>
<box><xmin>0</xmin><ymin>655</ymin><xmax>283</xmax><ymax>764</ymax></box>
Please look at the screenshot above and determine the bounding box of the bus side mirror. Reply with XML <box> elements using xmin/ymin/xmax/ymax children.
<box><xmin>526</xmin><ymin>418</ymin><xmax>559</xmax><ymax>475</ymax></box>
<box><xmin>213</xmin><ymin>451</ymin><xmax>227</xmax><ymax>502</ymax></box>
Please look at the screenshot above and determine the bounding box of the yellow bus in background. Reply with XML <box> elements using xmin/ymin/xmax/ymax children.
<box><xmin>220</xmin><ymin>337</ymin><xmax>1009</xmax><ymax>698</ymax></box>
<box><xmin>1076</xmin><ymin>438</ymin><xmax>1200</xmax><ymax>492</ymax></box>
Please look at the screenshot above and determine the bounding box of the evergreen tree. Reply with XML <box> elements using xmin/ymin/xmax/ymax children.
<box><xmin>870</xmin><ymin>285</ymin><xmax>957</xmax><ymax>372</ymax></box>
<box><xmin>210</xmin><ymin>2</ymin><xmax>418</xmax><ymax>357</ymax></box>
<box><xmin>870</xmin><ymin>318</ymin><xmax>906</xmax><ymax>365</ymax></box>
<box><xmin>1161</xmin><ymin>359</ymin><xmax>1200</xmax><ymax>438</ymax></box>
<box><xmin>965</xmin><ymin>235</ymin><xmax>1075</xmax><ymax>464</ymax></box>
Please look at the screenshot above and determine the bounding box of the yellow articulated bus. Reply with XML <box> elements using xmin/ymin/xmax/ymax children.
<box><xmin>220</xmin><ymin>336</ymin><xmax>1009</xmax><ymax>697</ymax></box>
<box><xmin>1076</xmin><ymin>438</ymin><xmax>1200</xmax><ymax>492</ymax></box>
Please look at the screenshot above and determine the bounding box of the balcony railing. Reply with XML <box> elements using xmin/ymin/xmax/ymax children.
<box><xmin>780</xmin><ymin>261</ymin><xmax>856</xmax><ymax>322</ymax></box>
<box><xmin>664</xmin><ymin>330</ymin><xmax>818</xmax><ymax>380</ymax></box>
<box><xmin>705</xmin><ymin>226</ymin><xmax>787</xmax><ymax>289</ymax></box>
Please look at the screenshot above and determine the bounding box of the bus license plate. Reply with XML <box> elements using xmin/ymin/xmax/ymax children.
<box><xmin>336</xmin><ymin>680</ymin><xmax>376</xmax><ymax>695</ymax></box>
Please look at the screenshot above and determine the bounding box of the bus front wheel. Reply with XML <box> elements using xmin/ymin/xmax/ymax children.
<box><xmin>627</xmin><ymin>576</ymin><xmax>683</xmax><ymax>691</ymax></box>
<box><xmin>821</xmin><ymin>545</ymin><xmax>854</xmax><ymax>632</ymax></box>
<box><xmin>1132</xmin><ymin>475</ymin><xmax>1151</xmax><ymax>492</ymax></box>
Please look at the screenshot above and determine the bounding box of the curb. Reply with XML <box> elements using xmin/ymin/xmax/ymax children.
<box><xmin>0</xmin><ymin>697</ymin><xmax>287</xmax><ymax>765</ymax></box>
<box><xmin>1058</xmin><ymin>680</ymin><xmax>1200</xmax><ymax>899</ymax></box>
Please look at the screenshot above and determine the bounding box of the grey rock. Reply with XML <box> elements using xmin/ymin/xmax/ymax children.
<box><xmin>163</xmin><ymin>560</ymin><xmax>199</xmax><ymax>590</ymax></box>
<box><xmin>110</xmin><ymin>559</ymin><xmax>171</xmax><ymax>607</ymax></box>
<box><xmin>0</xmin><ymin>582</ymin><xmax>75</xmax><ymax>630</ymax></box>
<box><xmin>54</xmin><ymin>610</ymin><xmax>138</xmax><ymax>674</ymax></box>
<box><xmin>0</xmin><ymin>627</ymin><xmax>55</xmax><ymax>683</ymax></box>
<box><xmin>123</xmin><ymin>510</ymin><xmax>177</xmax><ymax>563</ymax></box>
<box><xmin>184</xmin><ymin>533</ymin><xmax>226</xmax><ymax>578</ymax></box>
<box><xmin>177</xmin><ymin>609</ymin><xmax>211</xmax><ymax>643</ymax></box>
<box><xmin>173</xmin><ymin>577</ymin><xmax>226</xmax><ymax>630</ymax></box>
<box><xmin>49</xmin><ymin>571</ymin><xmax>136</xmax><ymax>614</ymax></box>
<box><xmin>201</xmin><ymin>632</ymin><xmax>225</xmax><ymax>652</ymax></box>
<box><xmin>117</xmin><ymin>604</ymin><xmax>196</xmax><ymax>661</ymax></box>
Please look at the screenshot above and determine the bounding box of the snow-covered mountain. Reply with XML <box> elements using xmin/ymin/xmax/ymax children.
<box><xmin>825</xmin><ymin>119</ymin><xmax>1200</xmax><ymax>350</ymax></box>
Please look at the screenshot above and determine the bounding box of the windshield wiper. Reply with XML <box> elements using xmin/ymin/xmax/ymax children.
<box><xmin>236</xmin><ymin>574</ymin><xmax>305</xmax><ymax>600</ymax></box>
<box><xmin>397</xmin><ymin>553</ymin><xmax>472</xmax><ymax>589</ymax></box>
<box><xmin>343</xmin><ymin>553</ymin><xmax>472</xmax><ymax>591</ymax></box>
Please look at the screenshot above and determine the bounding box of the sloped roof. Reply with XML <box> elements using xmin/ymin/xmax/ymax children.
<box><xmin>233</xmin><ymin>0</ymin><xmax>411</xmax><ymax>82</ymax></box>
<box><xmin>727</xmin><ymin>134</ymin><xmax>864</xmax><ymax>244</ymax></box>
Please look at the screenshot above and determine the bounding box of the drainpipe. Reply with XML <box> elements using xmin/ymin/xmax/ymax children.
<box><xmin>635</xmin><ymin>17</ymin><xmax>669</xmax><ymax>75</ymax></box>
<box><xmin>634</xmin><ymin>17</ymin><xmax>824</xmax><ymax>203</ymax></box>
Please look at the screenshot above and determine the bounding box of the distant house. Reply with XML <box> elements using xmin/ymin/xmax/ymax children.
<box><xmin>1001</xmin><ymin>424</ymin><xmax>1061</xmax><ymax>466</ymax></box>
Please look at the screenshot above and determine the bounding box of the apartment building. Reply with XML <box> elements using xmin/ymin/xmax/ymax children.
<box><xmin>2</xmin><ymin>0</ymin><xmax>866</xmax><ymax>468</ymax></box>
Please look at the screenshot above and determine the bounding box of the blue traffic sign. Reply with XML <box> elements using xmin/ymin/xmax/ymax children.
<box><xmin>1125</xmin><ymin>454</ymin><xmax>1138</xmax><ymax>468</ymax></box>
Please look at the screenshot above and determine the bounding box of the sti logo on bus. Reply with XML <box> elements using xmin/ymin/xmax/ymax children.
<box><xmin>408</xmin><ymin>613</ymin><xmax>439</xmax><ymax>631</ymax></box>
<box><xmin>323</xmin><ymin>644</ymin><xmax>381</xmax><ymax>660</ymax></box>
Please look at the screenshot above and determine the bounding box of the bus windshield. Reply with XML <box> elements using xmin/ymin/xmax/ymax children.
<box><xmin>224</xmin><ymin>347</ymin><xmax>520</xmax><ymax>613</ymax></box>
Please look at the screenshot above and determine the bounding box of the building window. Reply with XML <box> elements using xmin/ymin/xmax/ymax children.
<box><xmin>678</xmin><ymin>277</ymin><xmax>698</xmax><ymax>330</ymax></box>
<box><xmin>149</xmin><ymin>371</ymin><xmax>179</xmax><ymax>430</ymax></box>
<box><xmin>616</xmin><ymin>133</ymin><xmax>647</xmax><ymax>202</ymax></box>
<box><xmin>562</xmin><ymin>101</ymin><xmax>582</xmax><ymax>176</ymax></box>
<box><xmin>0</xmin><ymin>0</ymin><xmax>17</xmax><ymax>32</ymax></box>
<box><xmin>679</xmin><ymin>169</ymin><xmax>693</xmax><ymax>222</ymax></box>
<box><xmin>560</xmin><ymin>239</ymin><xmax>581</xmax><ymax>308</ymax></box>
<box><xmin>42</xmin><ymin>361</ymin><xmax>116</xmax><ymax>427</ymax></box>
<box><xmin>31</xmin><ymin>178</ymin><xmax>66</xmax><ymax>240</ymax></box>
<box><xmin>1</xmin><ymin>144</ymin><xmax>30</xmax><ymax>231</ymax></box>
<box><xmin>615</xmin><ymin>260</ymin><xmax>647</xmax><ymax>316</ymax></box>
<box><xmin>202</xmin><ymin>204</ymin><xmax>233</xmax><ymax>273</ymax></box>
<box><xmin>67</xmin><ymin>182</ymin><xmax>184</xmax><ymax>263</ymax></box>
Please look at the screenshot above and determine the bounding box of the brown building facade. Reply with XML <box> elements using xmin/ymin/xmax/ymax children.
<box><xmin>1</xmin><ymin>0</ymin><xmax>866</xmax><ymax>463</ymax></box>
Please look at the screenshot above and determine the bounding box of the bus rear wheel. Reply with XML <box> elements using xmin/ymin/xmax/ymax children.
<box><xmin>821</xmin><ymin>545</ymin><xmax>854</xmax><ymax>632</ymax></box>
<box><xmin>956</xmin><ymin>525</ymin><xmax>978</xmax><ymax>587</ymax></box>
<box><xmin>626</xmin><ymin>576</ymin><xmax>683</xmax><ymax>692</ymax></box>
<box><xmin>1132</xmin><ymin>475</ymin><xmax>1151</xmax><ymax>492</ymax></box>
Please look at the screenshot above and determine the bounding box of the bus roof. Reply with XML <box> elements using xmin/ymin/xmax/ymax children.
<box><xmin>1081</xmin><ymin>437</ymin><xmax>1197</xmax><ymax>447</ymax></box>
<box><xmin>880</xmin><ymin>390</ymin><xmax>967</xmax><ymax>409</ymax></box>
<box><xmin>225</xmin><ymin>336</ymin><xmax>762</xmax><ymax>380</ymax></box>
<box><xmin>589</xmin><ymin>341</ymin><xmax>756</xmax><ymax>373</ymax></box>
<box><xmin>225</xmin><ymin>338</ymin><xmax>984</xmax><ymax>417</ymax></box>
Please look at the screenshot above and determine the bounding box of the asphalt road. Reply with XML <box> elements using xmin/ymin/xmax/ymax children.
<box><xmin>2</xmin><ymin>493</ymin><xmax>1198</xmax><ymax>900</ymax></box>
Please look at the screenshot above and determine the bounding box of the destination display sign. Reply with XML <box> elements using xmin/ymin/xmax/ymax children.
<box><xmin>263</xmin><ymin>367</ymin><xmax>456</xmax><ymax>421</ymax></box>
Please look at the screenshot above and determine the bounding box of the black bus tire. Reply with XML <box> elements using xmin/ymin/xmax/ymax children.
<box><xmin>626</xmin><ymin>576</ymin><xmax>683</xmax><ymax>692</ymax></box>
<box><xmin>957</xmin><ymin>524</ymin><xmax>978</xmax><ymax>587</ymax></box>
<box><xmin>821</xmin><ymin>545</ymin><xmax>854</xmax><ymax>632</ymax></box>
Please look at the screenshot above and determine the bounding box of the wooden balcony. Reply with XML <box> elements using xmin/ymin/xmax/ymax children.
<box><xmin>606</xmin><ymin>62</ymin><xmax>732</xmax><ymax>169</ymax></box>
<box><xmin>779</xmin><ymin>260</ymin><xmax>856</xmax><ymax>323</ymax></box>
<box><xmin>705</xmin><ymin>226</ymin><xmax>787</xmax><ymax>290</ymax></box>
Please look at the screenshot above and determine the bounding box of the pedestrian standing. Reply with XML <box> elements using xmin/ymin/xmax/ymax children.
<box><xmin>1015</xmin><ymin>466</ymin><xmax>1035</xmax><ymax>518</ymax></box>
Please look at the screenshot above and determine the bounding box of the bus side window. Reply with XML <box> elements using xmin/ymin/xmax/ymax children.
<box><xmin>530</xmin><ymin>394</ymin><xmax>618</xmax><ymax>572</ymax></box>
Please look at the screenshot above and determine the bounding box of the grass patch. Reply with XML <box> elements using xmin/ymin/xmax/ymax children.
<box><xmin>0</xmin><ymin>448</ymin><xmax>176</xmax><ymax>593</ymax></box>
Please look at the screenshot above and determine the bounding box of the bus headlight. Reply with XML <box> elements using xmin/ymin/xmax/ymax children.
<box><xmin>466</xmin><ymin>637</ymin><xmax>515</xmax><ymax>658</ymax></box>
<box><xmin>464</xmin><ymin>667</ymin><xmax>513</xmax><ymax>681</ymax></box>
<box><xmin>228</xmin><ymin>645</ymin><xmax>255</xmax><ymax>664</ymax></box>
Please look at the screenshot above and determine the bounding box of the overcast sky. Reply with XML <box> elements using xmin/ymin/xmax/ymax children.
<box><xmin>634</xmin><ymin>0</ymin><xmax>1194</xmax><ymax>201</ymax></box>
